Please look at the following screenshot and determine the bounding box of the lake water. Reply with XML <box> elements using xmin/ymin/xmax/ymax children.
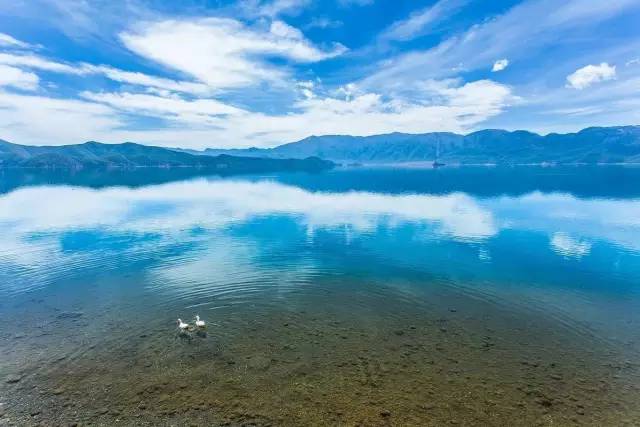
<box><xmin>1</xmin><ymin>166</ymin><xmax>639</xmax><ymax>426</ymax></box>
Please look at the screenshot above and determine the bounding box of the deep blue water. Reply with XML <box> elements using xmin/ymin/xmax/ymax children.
<box><xmin>1</xmin><ymin>166</ymin><xmax>639</xmax><ymax>425</ymax></box>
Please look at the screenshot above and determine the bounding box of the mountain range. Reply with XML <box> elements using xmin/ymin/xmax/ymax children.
<box><xmin>2</xmin><ymin>126</ymin><xmax>639</xmax><ymax>169</ymax></box>
<box><xmin>176</xmin><ymin>126</ymin><xmax>640</xmax><ymax>164</ymax></box>
<box><xmin>0</xmin><ymin>140</ymin><xmax>333</xmax><ymax>172</ymax></box>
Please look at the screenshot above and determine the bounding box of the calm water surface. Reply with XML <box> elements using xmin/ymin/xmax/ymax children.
<box><xmin>1</xmin><ymin>166</ymin><xmax>639</xmax><ymax>426</ymax></box>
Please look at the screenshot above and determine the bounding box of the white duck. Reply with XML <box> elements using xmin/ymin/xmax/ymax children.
<box><xmin>195</xmin><ymin>315</ymin><xmax>206</xmax><ymax>328</ymax></box>
<box><xmin>177</xmin><ymin>318</ymin><xmax>190</xmax><ymax>330</ymax></box>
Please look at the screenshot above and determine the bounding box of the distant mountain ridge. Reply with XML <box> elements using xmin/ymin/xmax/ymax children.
<box><xmin>176</xmin><ymin>126</ymin><xmax>640</xmax><ymax>164</ymax></box>
<box><xmin>3</xmin><ymin>125</ymin><xmax>639</xmax><ymax>169</ymax></box>
<box><xmin>0</xmin><ymin>140</ymin><xmax>333</xmax><ymax>172</ymax></box>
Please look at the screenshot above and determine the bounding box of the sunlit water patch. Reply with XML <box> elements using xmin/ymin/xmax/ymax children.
<box><xmin>0</xmin><ymin>167</ymin><xmax>639</xmax><ymax>426</ymax></box>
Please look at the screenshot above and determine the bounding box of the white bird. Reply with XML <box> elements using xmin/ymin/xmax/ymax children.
<box><xmin>195</xmin><ymin>315</ymin><xmax>206</xmax><ymax>328</ymax></box>
<box><xmin>177</xmin><ymin>318</ymin><xmax>189</xmax><ymax>330</ymax></box>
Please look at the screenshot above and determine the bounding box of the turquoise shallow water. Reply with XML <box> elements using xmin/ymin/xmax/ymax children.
<box><xmin>0</xmin><ymin>166</ymin><xmax>639</xmax><ymax>426</ymax></box>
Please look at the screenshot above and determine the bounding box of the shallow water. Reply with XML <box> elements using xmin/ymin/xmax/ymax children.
<box><xmin>1</xmin><ymin>166</ymin><xmax>640</xmax><ymax>426</ymax></box>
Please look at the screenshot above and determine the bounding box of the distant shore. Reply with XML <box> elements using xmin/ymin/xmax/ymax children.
<box><xmin>338</xmin><ymin>161</ymin><xmax>640</xmax><ymax>168</ymax></box>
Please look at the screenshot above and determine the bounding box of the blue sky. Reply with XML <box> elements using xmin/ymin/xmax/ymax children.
<box><xmin>0</xmin><ymin>0</ymin><xmax>639</xmax><ymax>148</ymax></box>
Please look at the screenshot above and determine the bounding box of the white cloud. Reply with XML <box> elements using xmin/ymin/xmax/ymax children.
<box><xmin>543</xmin><ymin>106</ymin><xmax>603</xmax><ymax>117</ymax></box>
<box><xmin>566</xmin><ymin>63</ymin><xmax>616</xmax><ymax>89</ymax></box>
<box><xmin>269</xmin><ymin>20</ymin><xmax>303</xmax><ymax>39</ymax></box>
<box><xmin>223</xmin><ymin>79</ymin><xmax>513</xmax><ymax>146</ymax></box>
<box><xmin>440</xmin><ymin>79</ymin><xmax>514</xmax><ymax>108</ymax></box>
<box><xmin>0</xmin><ymin>0</ymin><xmax>149</xmax><ymax>43</ymax></box>
<box><xmin>492</xmin><ymin>59</ymin><xmax>509</xmax><ymax>72</ymax></box>
<box><xmin>0</xmin><ymin>52</ymin><xmax>81</xmax><ymax>74</ymax></box>
<box><xmin>80</xmin><ymin>91</ymin><xmax>246</xmax><ymax>124</ymax></box>
<box><xmin>2</xmin><ymin>0</ymin><xmax>640</xmax><ymax>146</ymax></box>
<box><xmin>256</xmin><ymin>0</ymin><xmax>312</xmax><ymax>17</ymax></box>
<box><xmin>363</xmin><ymin>0</ymin><xmax>639</xmax><ymax>91</ymax></box>
<box><xmin>0</xmin><ymin>8</ymin><xmax>511</xmax><ymax>149</ymax></box>
<box><xmin>0</xmin><ymin>33</ymin><xmax>33</xmax><ymax>49</ymax></box>
<box><xmin>5</xmin><ymin>0</ymin><xmax>635</xmax><ymax>147</ymax></box>
<box><xmin>297</xmin><ymin>80</ymin><xmax>315</xmax><ymax>89</ymax></box>
<box><xmin>305</xmin><ymin>17</ymin><xmax>343</xmax><ymax>30</ymax></box>
<box><xmin>380</xmin><ymin>0</ymin><xmax>467</xmax><ymax>42</ymax></box>
<box><xmin>296</xmin><ymin>81</ymin><xmax>316</xmax><ymax>99</ymax></box>
<box><xmin>0</xmin><ymin>53</ymin><xmax>212</xmax><ymax>95</ymax></box>
<box><xmin>0</xmin><ymin>76</ymin><xmax>514</xmax><ymax>148</ymax></box>
<box><xmin>120</xmin><ymin>18</ymin><xmax>347</xmax><ymax>90</ymax></box>
<box><xmin>0</xmin><ymin>90</ymin><xmax>121</xmax><ymax>144</ymax></box>
<box><xmin>510</xmin><ymin>64</ymin><xmax>640</xmax><ymax>133</ymax></box>
<box><xmin>0</xmin><ymin>65</ymin><xmax>39</xmax><ymax>90</ymax></box>
<box><xmin>80</xmin><ymin>65</ymin><xmax>212</xmax><ymax>95</ymax></box>
<box><xmin>300</xmin><ymin>88</ymin><xmax>315</xmax><ymax>99</ymax></box>
<box><xmin>335</xmin><ymin>83</ymin><xmax>358</xmax><ymax>100</ymax></box>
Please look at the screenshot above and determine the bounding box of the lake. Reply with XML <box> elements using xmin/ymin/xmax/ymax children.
<box><xmin>1</xmin><ymin>166</ymin><xmax>639</xmax><ymax>426</ymax></box>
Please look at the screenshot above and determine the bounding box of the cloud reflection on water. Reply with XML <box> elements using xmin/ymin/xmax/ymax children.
<box><xmin>0</xmin><ymin>178</ymin><xmax>496</xmax><ymax>237</ymax></box>
<box><xmin>0</xmin><ymin>178</ymin><xmax>639</xmax><ymax>288</ymax></box>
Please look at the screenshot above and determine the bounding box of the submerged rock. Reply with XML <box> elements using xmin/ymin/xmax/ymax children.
<box><xmin>5</xmin><ymin>374</ymin><xmax>22</xmax><ymax>384</ymax></box>
<box><xmin>52</xmin><ymin>387</ymin><xmax>65</xmax><ymax>395</ymax></box>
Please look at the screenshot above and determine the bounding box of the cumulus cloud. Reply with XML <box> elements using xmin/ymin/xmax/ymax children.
<box><xmin>120</xmin><ymin>18</ymin><xmax>347</xmax><ymax>90</ymax></box>
<box><xmin>566</xmin><ymin>63</ymin><xmax>616</xmax><ymax>89</ymax></box>
<box><xmin>0</xmin><ymin>64</ymin><xmax>39</xmax><ymax>90</ymax></box>
<box><xmin>492</xmin><ymin>59</ymin><xmax>509</xmax><ymax>72</ymax></box>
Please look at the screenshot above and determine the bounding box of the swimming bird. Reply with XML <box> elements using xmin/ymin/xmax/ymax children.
<box><xmin>195</xmin><ymin>315</ymin><xmax>206</xmax><ymax>328</ymax></box>
<box><xmin>177</xmin><ymin>318</ymin><xmax>189</xmax><ymax>330</ymax></box>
